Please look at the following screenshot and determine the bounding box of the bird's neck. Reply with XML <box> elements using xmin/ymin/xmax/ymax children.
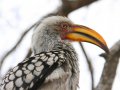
<box><xmin>32</xmin><ymin>27</ymin><xmax>74</xmax><ymax>54</ymax></box>
<box><xmin>32</xmin><ymin>35</ymin><xmax>72</xmax><ymax>54</ymax></box>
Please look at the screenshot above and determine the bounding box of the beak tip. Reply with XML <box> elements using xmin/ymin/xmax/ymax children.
<box><xmin>106</xmin><ymin>48</ymin><xmax>109</xmax><ymax>54</ymax></box>
<box><xmin>70</xmin><ymin>24</ymin><xmax>110</xmax><ymax>54</ymax></box>
<box><xmin>103</xmin><ymin>46</ymin><xmax>109</xmax><ymax>54</ymax></box>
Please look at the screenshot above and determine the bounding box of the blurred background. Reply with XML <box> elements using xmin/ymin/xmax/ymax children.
<box><xmin>0</xmin><ymin>0</ymin><xmax>120</xmax><ymax>90</ymax></box>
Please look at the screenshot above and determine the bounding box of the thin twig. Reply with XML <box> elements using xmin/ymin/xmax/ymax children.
<box><xmin>79</xmin><ymin>42</ymin><xmax>94</xmax><ymax>90</ymax></box>
<box><xmin>0</xmin><ymin>22</ymin><xmax>37</xmax><ymax>71</ymax></box>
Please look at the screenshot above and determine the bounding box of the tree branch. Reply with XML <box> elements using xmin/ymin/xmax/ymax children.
<box><xmin>43</xmin><ymin>0</ymin><xmax>97</xmax><ymax>17</ymax></box>
<box><xmin>79</xmin><ymin>43</ymin><xmax>94</xmax><ymax>90</ymax></box>
<box><xmin>0</xmin><ymin>23</ymin><xmax>37</xmax><ymax>71</ymax></box>
<box><xmin>95</xmin><ymin>40</ymin><xmax>120</xmax><ymax>90</ymax></box>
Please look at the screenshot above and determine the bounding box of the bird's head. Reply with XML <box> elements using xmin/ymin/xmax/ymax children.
<box><xmin>32</xmin><ymin>16</ymin><xmax>109</xmax><ymax>53</ymax></box>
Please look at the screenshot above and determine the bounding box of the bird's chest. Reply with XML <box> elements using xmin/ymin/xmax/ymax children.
<box><xmin>38</xmin><ymin>66</ymin><xmax>72</xmax><ymax>90</ymax></box>
<box><xmin>38</xmin><ymin>60</ymin><xmax>78</xmax><ymax>90</ymax></box>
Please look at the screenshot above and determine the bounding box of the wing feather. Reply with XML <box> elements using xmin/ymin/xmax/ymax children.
<box><xmin>0</xmin><ymin>50</ymin><xmax>66</xmax><ymax>90</ymax></box>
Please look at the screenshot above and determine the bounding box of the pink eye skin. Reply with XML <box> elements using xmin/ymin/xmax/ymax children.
<box><xmin>61</xmin><ymin>24</ymin><xmax>68</xmax><ymax>29</ymax></box>
<box><xmin>60</xmin><ymin>23</ymin><xmax>71</xmax><ymax>29</ymax></box>
<box><xmin>57</xmin><ymin>22</ymin><xmax>72</xmax><ymax>35</ymax></box>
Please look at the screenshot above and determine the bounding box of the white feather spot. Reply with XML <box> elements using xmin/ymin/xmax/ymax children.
<box><xmin>35</xmin><ymin>61</ymin><xmax>42</xmax><ymax>66</ymax></box>
<box><xmin>60</xmin><ymin>51</ymin><xmax>64</xmax><ymax>53</ymax></box>
<box><xmin>25</xmin><ymin>73</ymin><xmax>34</xmax><ymax>83</ymax></box>
<box><xmin>9</xmin><ymin>74</ymin><xmax>15</xmax><ymax>80</ymax></box>
<box><xmin>54</xmin><ymin>56</ymin><xmax>58</xmax><ymax>62</ymax></box>
<box><xmin>19</xmin><ymin>87</ymin><xmax>24</xmax><ymax>90</ymax></box>
<box><xmin>22</xmin><ymin>67</ymin><xmax>26</xmax><ymax>70</ymax></box>
<box><xmin>36</xmin><ymin>65</ymin><xmax>44</xmax><ymax>72</ymax></box>
<box><xmin>53</xmin><ymin>51</ymin><xmax>59</xmax><ymax>54</ymax></box>
<box><xmin>40</xmin><ymin>55</ymin><xmax>46</xmax><ymax>60</ymax></box>
<box><xmin>39</xmin><ymin>53</ymin><xmax>44</xmax><ymax>56</ymax></box>
<box><xmin>33</xmin><ymin>70</ymin><xmax>41</xmax><ymax>76</ymax></box>
<box><xmin>23</xmin><ymin>64</ymin><xmax>27</xmax><ymax>67</ymax></box>
<box><xmin>32</xmin><ymin>60</ymin><xmax>37</xmax><ymax>63</ymax></box>
<box><xmin>27</xmin><ymin>64</ymin><xmax>34</xmax><ymax>70</ymax></box>
<box><xmin>47</xmin><ymin>57</ymin><xmax>54</xmax><ymax>65</ymax></box>
<box><xmin>43</xmin><ymin>57</ymin><xmax>48</xmax><ymax>61</ymax></box>
<box><xmin>15</xmin><ymin>70</ymin><xmax>22</xmax><ymax>77</ymax></box>
<box><xmin>50</xmin><ymin>54</ymin><xmax>55</xmax><ymax>57</ymax></box>
<box><xmin>15</xmin><ymin>78</ymin><xmax>23</xmax><ymax>87</ymax></box>
<box><xmin>46</xmin><ymin>52</ymin><xmax>52</xmax><ymax>55</ymax></box>
<box><xmin>35</xmin><ymin>56</ymin><xmax>40</xmax><ymax>60</ymax></box>
<box><xmin>30</xmin><ymin>82</ymin><xmax>34</xmax><ymax>88</ymax></box>
<box><xmin>13</xmin><ymin>66</ymin><xmax>18</xmax><ymax>72</ymax></box>
<box><xmin>47</xmin><ymin>57</ymin><xmax>53</xmax><ymax>62</ymax></box>
<box><xmin>24</xmin><ymin>70</ymin><xmax>30</xmax><ymax>74</ymax></box>
<box><xmin>5</xmin><ymin>81</ymin><xmax>14</xmax><ymax>89</ymax></box>
<box><xmin>59</xmin><ymin>54</ymin><xmax>64</xmax><ymax>58</ymax></box>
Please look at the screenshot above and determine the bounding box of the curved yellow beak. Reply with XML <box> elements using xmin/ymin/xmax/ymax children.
<box><xmin>65</xmin><ymin>25</ymin><xmax>109</xmax><ymax>53</ymax></box>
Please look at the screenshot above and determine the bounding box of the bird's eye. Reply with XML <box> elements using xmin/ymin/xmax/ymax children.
<box><xmin>61</xmin><ymin>23</ymin><xmax>69</xmax><ymax>29</ymax></box>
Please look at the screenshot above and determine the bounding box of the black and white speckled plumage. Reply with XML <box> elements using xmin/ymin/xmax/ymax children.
<box><xmin>0</xmin><ymin>16</ymin><xmax>79</xmax><ymax>90</ymax></box>
<box><xmin>0</xmin><ymin>44</ymin><xmax>79</xmax><ymax>90</ymax></box>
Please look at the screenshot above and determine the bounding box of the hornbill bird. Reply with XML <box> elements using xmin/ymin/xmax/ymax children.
<box><xmin>0</xmin><ymin>16</ymin><xmax>109</xmax><ymax>90</ymax></box>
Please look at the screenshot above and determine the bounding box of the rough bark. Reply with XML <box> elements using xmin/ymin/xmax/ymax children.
<box><xmin>95</xmin><ymin>40</ymin><xmax>120</xmax><ymax>90</ymax></box>
<box><xmin>57</xmin><ymin>0</ymin><xmax>97</xmax><ymax>16</ymax></box>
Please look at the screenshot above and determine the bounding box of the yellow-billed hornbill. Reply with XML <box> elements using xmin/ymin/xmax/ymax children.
<box><xmin>0</xmin><ymin>16</ymin><xmax>109</xmax><ymax>90</ymax></box>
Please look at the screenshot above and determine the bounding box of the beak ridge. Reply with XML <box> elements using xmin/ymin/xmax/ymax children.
<box><xmin>65</xmin><ymin>25</ymin><xmax>109</xmax><ymax>53</ymax></box>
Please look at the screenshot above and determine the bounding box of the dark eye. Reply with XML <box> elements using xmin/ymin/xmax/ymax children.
<box><xmin>61</xmin><ymin>23</ymin><xmax>69</xmax><ymax>29</ymax></box>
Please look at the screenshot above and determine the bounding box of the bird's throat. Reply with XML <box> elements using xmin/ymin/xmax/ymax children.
<box><xmin>32</xmin><ymin>38</ymin><xmax>69</xmax><ymax>54</ymax></box>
